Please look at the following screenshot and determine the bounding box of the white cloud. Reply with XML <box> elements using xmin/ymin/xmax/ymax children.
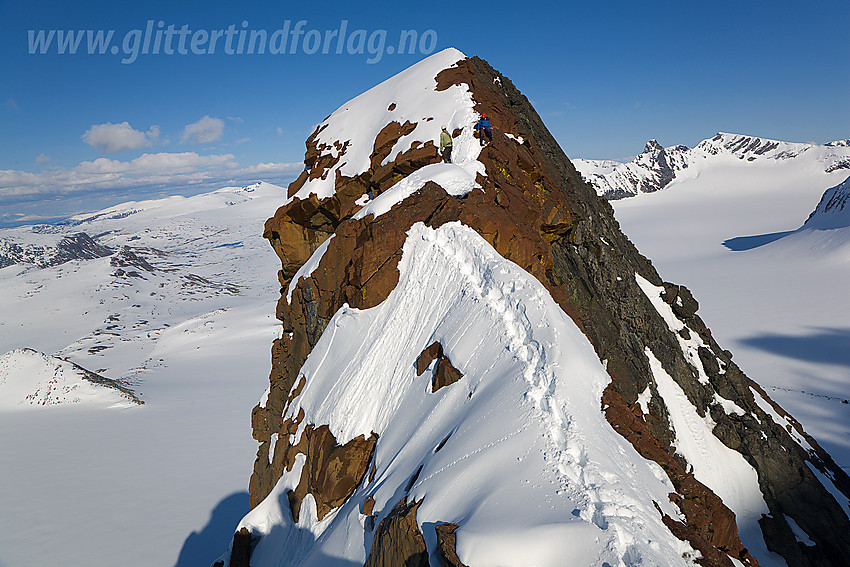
<box><xmin>4</xmin><ymin>98</ymin><xmax>20</xmax><ymax>112</ymax></box>
<box><xmin>236</xmin><ymin>137</ymin><xmax>250</xmax><ymax>144</ymax></box>
<box><xmin>74</xmin><ymin>152</ymin><xmax>235</xmax><ymax>176</ymax></box>
<box><xmin>181</xmin><ymin>116</ymin><xmax>225</xmax><ymax>144</ymax></box>
<box><xmin>276</xmin><ymin>126</ymin><xmax>284</xmax><ymax>135</ymax></box>
<box><xmin>36</xmin><ymin>154</ymin><xmax>51</xmax><ymax>164</ymax></box>
<box><xmin>146</xmin><ymin>125</ymin><xmax>162</xmax><ymax>144</ymax></box>
<box><xmin>82</xmin><ymin>122</ymin><xmax>160</xmax><ymax>154</ymax></box>
<box><xmin>0</xmin><ymin>152</ymin><xmax>302</xmax><ymax>202</ymax></box>
<box><xmin>233</xmin><ymin>162</ymin><xmax>302</xmax><ymax>176</ymax></box>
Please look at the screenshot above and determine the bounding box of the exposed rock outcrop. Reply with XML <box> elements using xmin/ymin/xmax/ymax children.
<box><xmin>284</xmin><ymin>425</ymin><xmax>377</xmax><ymax>522</ymax></box>
<box><xmin>434</xmin><ymin>523</ymin><xmax>468</xmax><ymax>567</ymax></box>
<box><xmin>363</xmin><ymin>499</ymin><xmax>429</xmax><ymax>567</ymax></box>
<box><xmin>415</xmin><ymin>341</ymin><xmax>464</xmax><ymax>393</ymax></box>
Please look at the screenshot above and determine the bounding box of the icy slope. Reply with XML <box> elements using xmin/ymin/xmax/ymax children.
<box><xmin>238</xmin><ymin>222</ymin><xmax>703</xmax><ymax>567</ymax></box>
<box><xmin>575</xmin><ymin>133</ymin><xmax>850</xmax><ymax>200</ymax></box>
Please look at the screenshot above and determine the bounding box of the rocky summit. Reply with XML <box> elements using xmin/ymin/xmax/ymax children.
<box><xmin>217</xmin><ymin>49</ymin><xmax>850</xmax><ymax>567</ymax></box>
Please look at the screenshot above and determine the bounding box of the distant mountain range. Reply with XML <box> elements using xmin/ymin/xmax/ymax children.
<box><xmin>574</xmin><ymin>133</ymin><xmax>850</xmax><ymax>199</ymax></box>
<box><xmin>0</xmin><ymin>181</ymin><xmax>284</xmax><ymax>408</ymax></box>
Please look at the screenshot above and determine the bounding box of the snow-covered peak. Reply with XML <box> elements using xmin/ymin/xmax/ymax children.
<box><xmin>574</xmin><ymin>139</ymin><xmax>691</xmax><ymax>199</ymax></box>
<box><xmin>212</xmin><ymin>181</ymin><xmax>279</xmax><ymax>195</ymax></box>
<box><xmin>290</xmin><ymin>47</ymin><xmax>484</xmax><ymax>202</ymax></box>
<box><xmin>643</xmin><ymin>139</ymin><xmax>663</xmax><ymax>153</ymax></box>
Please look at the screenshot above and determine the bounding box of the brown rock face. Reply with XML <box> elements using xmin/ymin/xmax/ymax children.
<box><xmin>434</xmin><ymin>523</ymin><xmax>469</xmax><ymax>567</ymax></box>
<box><xmin>285</xmin><ymin>425</ymin><xmax>378</xmax><ymax>522</ymax></box>
<box><xmin>364</xmin><ymin>499</ymin><xmax>429</xmax><ymax>567</ymax></box>
<box><xmin>415</xmin><ymin>341</ymin><xmax>464</xmax><ymax>392</ymax></box>
<box><xmin>216</xmin><ymin>527</ymin><xmax>254</xmax><ymax>567</ymax></box>
<box><xmin>244</xmin><ymin>53</ymin><xmax>850</xmax><ymax>567</ymax></box>
<box><xmin>262</xmin><ymin>193</ymin><xmax>339</xmax><ymax>287</ymax></box>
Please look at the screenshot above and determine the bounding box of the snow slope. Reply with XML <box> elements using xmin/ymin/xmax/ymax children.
<box><xmin>804</xmin><ymin>175</ymin><xmax>850</xmax><ymax>231</ymax></box>
<box><xmin>291</xmin><ymin>47</ymin><xmax>484</xmax><ymax>203</ymax></box>
<box><xmin>0</xmin><ymin>181</ymin><xmax>290</xmax><ymax>567</ymax></box>
<box><xmin>0</xmin><ymin>348</ymin><xmax>141</xmax><ymax>409</ymax></box>
<box><xmin>612</xmin><ymin>158</ymin><xmax>850</xmax><ymax>475</ymax></box>
<box><xmin>236</xmin><ymin>222</ymin><xmax>709</xmax><ymax>567</ymax></box>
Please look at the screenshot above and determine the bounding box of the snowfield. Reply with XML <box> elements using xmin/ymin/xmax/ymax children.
<box><xmin>0</xmin><ymin>181</ymin><xmax>289</xmax><ymax>567</ymax></box>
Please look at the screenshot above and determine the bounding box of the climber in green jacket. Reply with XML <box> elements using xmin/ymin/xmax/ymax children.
<box><xmin>439</xmin><ymin>126</ymin><xmax>453</xmax><ymax>163</ymax></box>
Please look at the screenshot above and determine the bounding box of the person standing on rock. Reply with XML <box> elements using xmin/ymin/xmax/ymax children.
<box><xmin>475</xmin><ymin>113</ymin><xmax>492</xmax><ymax>146</ymax></box>
<box><xmin>439</xmin><ymin>126</ymin><xmax>453</xmax><ymax>163</ymax></box>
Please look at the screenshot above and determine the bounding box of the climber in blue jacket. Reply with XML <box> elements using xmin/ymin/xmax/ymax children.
<box><xmin>475</xmin><ymin>113</ymin><xmax>492</xmax><ymax>147</ymax></box>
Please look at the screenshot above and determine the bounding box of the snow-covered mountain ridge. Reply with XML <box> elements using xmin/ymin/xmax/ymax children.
<box><xmin>221</xmin><ymin>50</ymin><xmax>850</xmax><ymax>567</ymax></box>
<box><xmin>575</xmin><ymin>132</ymin><xmax>850</xmax><ymax>199</ymax></box>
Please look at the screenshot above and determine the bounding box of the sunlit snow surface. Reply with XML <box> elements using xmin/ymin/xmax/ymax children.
<box><xmin>0</xmin><ymin>182</ymin><xmax>287</xmax><ymax>567</ymax></box>
<box><xmin>240</xmin><ymin>222</ymin><xmax>703</xmax><ymax>567</ymax></box>
<box><xmin>291</xmin><ymin>47</ymin><xmax>484</xmax><ymax>204</ymax></box>
<box><xmin>0</xmin><ymin>348</ymin><xmax>140</xmax><ymax>409</ymax></box>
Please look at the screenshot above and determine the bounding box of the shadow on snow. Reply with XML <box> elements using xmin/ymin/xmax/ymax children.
<box><xmin>738</xmin><ymin>327</ymin><xmax>850</xmax><ymax>368</ymax></box>
<box><xmin>174</xmin><ymin>491</ymin><xmax>249</xmax><ymax>567</ymax></box>
<box><xmin>722</xmin><ymin>230</ymin><xmax>795</xmax><ymax>251</ymax></box>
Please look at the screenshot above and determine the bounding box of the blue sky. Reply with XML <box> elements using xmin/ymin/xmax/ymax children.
<box><xmin>1</xmin><ymin>0</ymin><xmax>848</xmax><ymax>224</ymax></box>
